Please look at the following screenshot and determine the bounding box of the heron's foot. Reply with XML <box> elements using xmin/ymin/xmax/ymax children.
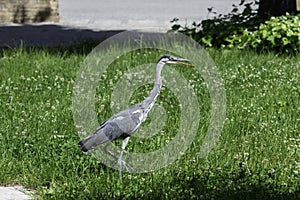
<box><xmin>118</xmin><ymin>158</ymin><xmax>134</xmax><ymax>182</ymax></box>
<box><xmin>118</xmin><ymin>158</ymin><xmax>134</xmax><ymax>171</ymax></box>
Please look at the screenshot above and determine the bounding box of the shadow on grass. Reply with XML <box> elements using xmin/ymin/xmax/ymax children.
<box><xmin>166</xmin><ymin>173</ymin><xmax>300</xmax><ymax>200</ymax></box>
<box><xmin>82</xmin><ymin>163</ymin><xmax>299</xmax><ymax>200</ymax></box>
<box><xmin>0</xmin><ymin>24</ymin><xmax>123</xmax><ymax>48</ymax></box>
<box><xmin>137</xmin><ymin>178</ymin><xmax>300</xmax><ymax>200</ymax></box>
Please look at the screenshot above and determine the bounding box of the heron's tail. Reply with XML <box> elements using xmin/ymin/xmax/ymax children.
<box><xmin>79</xmin><ymin>132</ymin><xmax>110</xmax><ymax>154</ymax></box>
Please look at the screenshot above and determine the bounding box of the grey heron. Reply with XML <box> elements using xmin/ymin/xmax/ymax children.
<box><xmin>79</xmin><ymin>54</ymin><xmax>191</xmax><ymax>180</ymax></box>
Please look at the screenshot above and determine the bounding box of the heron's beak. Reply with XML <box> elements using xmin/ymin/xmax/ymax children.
<box><xmin>173</xmin><ymin>57</ymin><xmax>193</xmax><ymax>66</ymax></box>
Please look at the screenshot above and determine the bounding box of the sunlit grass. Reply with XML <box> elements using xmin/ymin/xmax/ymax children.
<box><xmin>0</xmin><ymin>45</ymin><xmax>299</xmax><ymax>199</ymax></box>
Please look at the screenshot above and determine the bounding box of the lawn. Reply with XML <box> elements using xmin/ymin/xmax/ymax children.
<box><xmin>0</xmin><ymin>44</ymin><xmax>299</xmax><ymax>199</ymax></box>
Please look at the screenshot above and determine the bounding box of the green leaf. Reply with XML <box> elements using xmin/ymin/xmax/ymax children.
<box><xmin>267</xmin><ymin>35</ymin><xmax>275</xmax><ymax>45</ymax></box>
<box><xmin>282</xmin><ymin>37</ymin><xmax>290</xmax><ymax>46</ymax></box>
<box><xmin>201</xmin><ymin>36</ymin><xmax>213</xmax><ymax>47</ymax></box>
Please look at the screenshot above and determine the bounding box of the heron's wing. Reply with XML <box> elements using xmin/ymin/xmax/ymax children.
<box><xmin>79</xmin><ymin>104</ymin><xmax>145</xmax><ymax>154</ymax></box>
<box><xmin>111</xmin><ymin>105</ymin><xmax>144</xmax><ymax>134</ymax></box>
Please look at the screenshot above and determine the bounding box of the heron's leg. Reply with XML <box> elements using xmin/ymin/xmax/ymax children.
<box><xmin>102</xmin><ymin>141</ymin><xmax>133</xmax><ymax>169</ymax></box>
<box><xmin>118</xmin><ymin>137</ymin><xmax>130</xmax><ymax>181</ymax></box>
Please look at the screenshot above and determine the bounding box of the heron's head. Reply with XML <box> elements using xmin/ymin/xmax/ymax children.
<box><xmin>157</xmin><ymin>54</ymin><xmax>192</xmax><ymax>66</ymax></box>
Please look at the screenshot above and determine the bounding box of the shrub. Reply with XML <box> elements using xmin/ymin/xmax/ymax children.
<box><xmin>170</xmin><ymin>1</ymin><xmax>300</xmax><ymax>53</ymax></box>
<box><xmin>226</xmin><ymin>14</ymin><xmax>300</xmax><ymax>53</ymax></box>
<box><xmin>170</xmin><ymin>0</ymin><xmax>261</xmax><ymax>48</ymax></box>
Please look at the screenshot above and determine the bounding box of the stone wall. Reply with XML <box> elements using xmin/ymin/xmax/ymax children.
<box><xmin>0</xmin><ymin>0</ymin><xmax>59</xmax><ymax>23</ymax></box>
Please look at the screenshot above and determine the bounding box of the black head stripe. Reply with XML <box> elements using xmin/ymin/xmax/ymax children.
<box><xmin>157</xmin><ymin>54</ymin><xmax>172</xmax><ymax>63</ymax></box>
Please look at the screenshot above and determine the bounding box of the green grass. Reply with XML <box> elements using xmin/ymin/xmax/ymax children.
<box><xmin>0</xmin><ymin>44</ymin><xmax>299</xmax><ymax>199</ymax></box>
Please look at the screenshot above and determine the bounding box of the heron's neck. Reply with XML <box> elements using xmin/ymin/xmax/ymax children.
<box><xmin>141</xmin><ymin>62</ymin><xmax>165</xmax><ymax>115</ymax></box>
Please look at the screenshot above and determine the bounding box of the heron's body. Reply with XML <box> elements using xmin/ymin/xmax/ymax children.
<box><xmin>78</xmin><ymin>54</ymin><xmax>191</xmax><ymax>180</ymax></box>
<box><xmin>79</xmin><ymin>56</ymin><xmax>166</xmax><ymax>154</ymax></box>
<box><xmin>79</xmin><ymin>102</ymin><xmax>149</xmax><ymax>154</ymax></box>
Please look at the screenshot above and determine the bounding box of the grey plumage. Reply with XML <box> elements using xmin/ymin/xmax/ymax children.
<box><xmin>79</xmin><ymin>104</ymin><xmax>144</xmax><ymax>154</ymax></box>
<box><xmin>78</xmin><ymin>54</ymin><xmax>191</xmax><ymax>179</ymax></box>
